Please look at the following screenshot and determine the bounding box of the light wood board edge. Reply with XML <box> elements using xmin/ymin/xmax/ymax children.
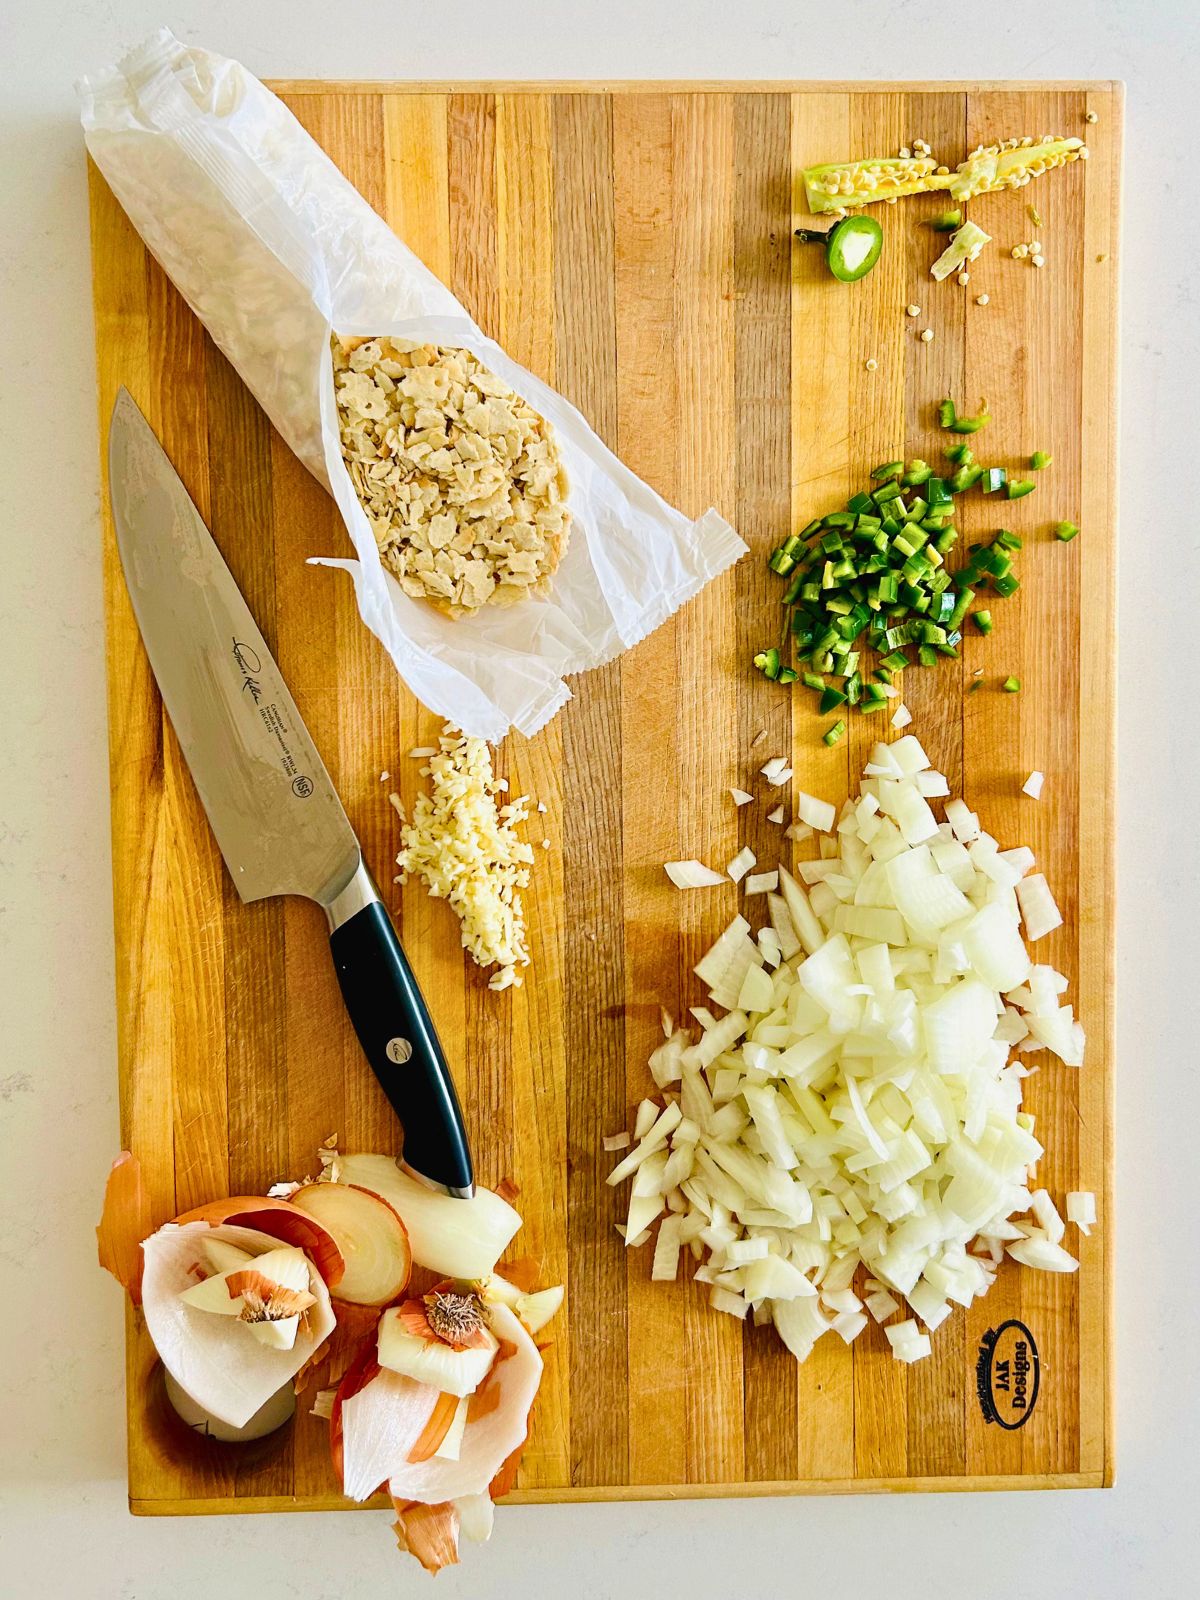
<box><xmin>267</xmin><ymin>80</ymin><xmax>1124</xmax><ymax>96</ymax></box>
<box><xmin>1083</xmin><ymin>79</ymin><xmax>1122</xmax><ymax>1490</ymax></box>
<box><xmin>131</xmin><ymin>1470</ymin><xmax>1105</xmax><ymax>1514</ymax></box>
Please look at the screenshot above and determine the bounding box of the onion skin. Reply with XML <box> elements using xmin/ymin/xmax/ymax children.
<box><xmin>406</xmin><ymin>1390</ymin><xmax>460</xmax><ymax>1463</ymax></box>
<box><xmin>172</xmin><ymin>1196</ymin><xmax>345</xmax><ymax>1291</ymax></box>
<box><xmin>498</xmin><ymin>1256</ymin><xmax>540</xmax><ymax>1294</ymax></box>
<box><xmin>294</xmin><ymin>1301</ymin><xmax>384</xmax><ymax>1395</ymax></box>
<box><xmin>391</xmin><ymin>1498</ymin><xmax>461</xmax><ymax>1573</ymax></box>
<box><xmin>329</xmin><ymin>1338</ymin><xmax>384</xmax><ymax>1493</ymax></box>
<box><xmin>97</xmin><ymin>1151</ymin><xmax>154</xmax><ymax>1303</ymax></box>
<box><xmin>489</xmin><ymin>1434</ymin><xmax>527</xmax><ymax>1501</ymax></box>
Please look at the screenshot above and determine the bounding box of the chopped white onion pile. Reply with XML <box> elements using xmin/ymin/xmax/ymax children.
<box><xmin>623</xmin><ymin>736</ymin><xmax>1087</xmax><ymax>1365</ymax></box>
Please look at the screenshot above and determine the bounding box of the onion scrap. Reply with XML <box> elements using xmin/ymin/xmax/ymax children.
<box><xmin>97</xmin><ymin>1150</ymin><xmax>154</xmax><ymax>1303</ymax></box>
<box><xmin>99</xmin><ymin>1141</ymin><xmax>562</xmax><ymax>1576</ymax></box>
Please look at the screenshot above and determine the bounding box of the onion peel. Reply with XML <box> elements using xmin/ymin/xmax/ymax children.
<box><xmin>295</xmin><ymin>1300</ymin><xmax>383</xmax><ymax>1394</ymax></box>
<box><xmin>97</xmin><ymin>1151</ymin><xmax>154</xmax><ymax>1304</ymax></box>
<box><xmin>494</xmin><ymin>1177</ymin><xmax>520</xmax><ymax>1205</ymax></box>
<box><xmin>498</xmin><ymin>1256</ymin><xmax>540</xmax><ymax>1294</ymax></box>
<box><xmin>489</xmin><ymin>1435</ymin><xmax>527</xmax><ymax>1501</ymax></box>
<box><xmin>391</xmin><ymin>1497</ymin><xmax>461</xmax><ymax>1574</ymax></box>
<box><xmin>407</xmin><ymin>1390</ymin><xmax>461</xmax><ymax>1463</ymax></box>
<box><xmin>173</xmin><ymin>1196</ymin><xmax>344</xmax><ymax>1291</ymax></box>
<box><xmin>384</xmin><ymin>1306</ymin><xmax>540</xmax><ymax>1504</ymax></box>
<box><xmin>329</xmin><ymin>1339</ymin><xmax>384</xmax><ymax>1492</ymax></box>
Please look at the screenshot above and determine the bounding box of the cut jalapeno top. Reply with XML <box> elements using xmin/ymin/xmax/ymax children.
<box><xmin>795</xmin><ymin>215</ymin><xmax>884</xmax><ymax>283</ymax></box>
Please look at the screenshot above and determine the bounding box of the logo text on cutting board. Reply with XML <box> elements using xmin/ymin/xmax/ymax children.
<box><xmin>976</xmin><ymin>1319</ymin><xmax>1040</xmax><ymax>1429</ymax></box>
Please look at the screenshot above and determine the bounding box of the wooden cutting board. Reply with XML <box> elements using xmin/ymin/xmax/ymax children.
<box><xmin>88</xmin><ymin>79</ymin><xmax>1119</xmax><ymax>1512</ymax></box>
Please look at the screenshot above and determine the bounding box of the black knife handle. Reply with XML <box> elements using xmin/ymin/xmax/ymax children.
<box><xmin>327</xmin><ymin>873</ymin><xmax>473</xmax><ymax>1197</ymax></box>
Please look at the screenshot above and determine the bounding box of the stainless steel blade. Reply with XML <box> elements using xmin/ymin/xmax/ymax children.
<box><xmin>108</xmin><ymin>388</ymin><xmax>361</xmax><ymax>907</ymax></box>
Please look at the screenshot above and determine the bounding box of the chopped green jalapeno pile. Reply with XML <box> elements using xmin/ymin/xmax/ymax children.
<box><xmin>753</xmin><ymin>410</ymin><xmax>1077</xmax><ymax>729</ymax></box>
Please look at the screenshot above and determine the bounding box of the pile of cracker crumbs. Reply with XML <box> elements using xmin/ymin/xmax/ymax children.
<box><xmin>333</xmin><ymin>336</ymin><xmax>570</xmax><ymax>618</ymax></box>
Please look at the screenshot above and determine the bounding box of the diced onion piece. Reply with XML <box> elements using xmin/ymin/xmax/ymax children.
<box><xmin>865</xmin><ymin>1288</ymin><xmax>900</xmax><ymax>1322</ymax></box>
<box><xmin>1022</xmin><ymin>770</ymin><xmax>1044</xmax><ymax>799</ymax></box>
<box><xmin>602</xmin><ymin>1132</ymin><xmax>630</xmax><ymax>1152</ymax></box>
<box><xmin>1016</xmin><ymin>873</ymin><xmax>1063</xmax><ymax>941</ymax></box>
<box><xmin>1006</xmin><ymin>1237</ymin><xmax>1080</xmax><ymax>1273</ymax></box>
<box><xmin>767</xmin><ymin>806</ymin><xmax>785</xmax><ymax>824</ymax></box>
<box><xmin>730</xmin><ymin>788</ymin><xmax>754</xmax><ymax>806</ymax></box>
<box><xmin>778</xmin><ymin>865</ymin><xmax>825</xmax><ymax>956</ymax></box>
<box><xmin>651</xmin><ymin>1216</ymin><xmax>684</xmax><ymax>1281</ymax></box>
<box><xmin>634</xmin><ymin>1099</ymin><xmax>658</xmax><ymax>1140</ymax></box>
<box><xmin>710</xmin><ymin>1286</ymin><xmax>750</xmax><ymax>1320</ymax></box>
<box><xmin>1029</xmin><ymin>1188</ymin><xmax>1066</xmax><ymax>1245</ymax></box>
<box><xmin>944</xmin><ymin>797</ymin><xmax>981</xmax><ymax>842</ymax></box>
<box><xmin>963</xmin><ymin>901</ymin><xmax>1031</xmax><ymax>992</ymax></box>
<box><xmin>890</xmin><ymin>736</ymin><xmax>931</xmax><ymax>776</ymax></box>
<box><xmin>891</xmin><ymin>703</ymin><xmax>913</xmax><ymax>730</ymax></box>
<box><xmin>1066</xmin><ymin>1191</ymin><xmax>1097</xmax><ymax>1236</ymax></box>
<box><xmin>999</xmin><ymin>846</ymin><xmax>1036</xmax><ymax>878</ymax></box>
<box><xmin>737</xmin><ymin>964</ymin><xmax>776</xmax><ymax>1013</ymax></box>
<box><xmin>796</xmin><ymin>792</ymin><xmax>836</xmax><ymax>832</ymax></box>
<box><xmin>665</xmin><ymin>859</ymin><xmax>725</xmax><ymax>889</ymax></box>
<box><xmin>744</xmin><ymin>871</ymin><xmax>779</xmax><ymax>895</ymax></box>
<box><xmin>832</xmin><ymin>1309</ymin><xmax>868</xmax><ymax>1343</ymax></box>
<box><xmin>727</xmin><ymin>846</ymin><xmax>757</xmax><ymax>883</ymax></box>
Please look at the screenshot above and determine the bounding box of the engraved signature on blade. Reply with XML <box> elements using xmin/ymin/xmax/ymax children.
<box><xmin>230</xmin><ymin>637</ymin><xmax>310</xmax><ymax>794</ymax></box>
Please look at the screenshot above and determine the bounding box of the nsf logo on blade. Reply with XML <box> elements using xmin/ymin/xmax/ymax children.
<box><xmin>975</xmin><ymin>1319</ymin><xmax>1040</xmax><ymax>1430</ymax></box>
<box><xmin>291</xmin><ymin>775</ymin><xmax>314</xmax><ymax>798</ymax></box>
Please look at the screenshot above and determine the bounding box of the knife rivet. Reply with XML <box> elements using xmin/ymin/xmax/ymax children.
<box><xmin>385</xmin><ymin>1037</ymin><xmax>413</xmax><ymax>1065</ymax></box>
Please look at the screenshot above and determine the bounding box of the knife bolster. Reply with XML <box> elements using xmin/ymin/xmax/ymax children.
<box><xmin>322</xmin><ymin>855</ymin><xmax>381</xmax><ymax>932</ymax></box>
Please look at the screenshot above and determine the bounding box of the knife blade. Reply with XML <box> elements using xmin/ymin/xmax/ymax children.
<box><xmin>108</xmin><ymin>388</ymin><xmax>473</xmax><ymax>1197</ymax></box>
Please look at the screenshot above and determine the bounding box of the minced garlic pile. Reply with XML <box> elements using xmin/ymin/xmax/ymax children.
<box><xmin>395</xmin><ymin>726</ymin><xmax>534</xmax><ymax>991</ymax></box>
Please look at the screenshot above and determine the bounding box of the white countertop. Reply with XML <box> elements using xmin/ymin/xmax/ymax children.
<box><xmin>3</xmin><ymin>2</ymin><xmax>1198</xmax><ymax>1595</ymax></box>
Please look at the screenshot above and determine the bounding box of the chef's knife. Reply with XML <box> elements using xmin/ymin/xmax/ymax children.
<box><xmin>108</xmin><ymin>388</ymin><xmax>473</xmax><ymax>1198</ymax></box>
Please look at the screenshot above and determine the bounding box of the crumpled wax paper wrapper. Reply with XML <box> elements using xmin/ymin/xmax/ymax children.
<box><xmin>80</xmin><ymin>30</ymin><xmax>746</xmax><ymax>740</ymax></box>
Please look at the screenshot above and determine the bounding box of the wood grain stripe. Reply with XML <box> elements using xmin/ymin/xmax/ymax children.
<box><xmin>611</xmin><ymin>90</ymin><xmax>689</xmax><ymax>1488</ymax></box>
<box><xmin>789</xmin><ymin>91</ymin><xmax>856</xmax><ymax>1483</ymax></box>
<box><xmin>495</xmin><ymin>91</ymin><xmax>570</xmax><ymax>1488</ymax></box>
<box><xmin>732</xmin><ymin>90</ymin><xmax>799</xmax><ymax>1485</ymax></box>
<box><xmin>552</xmin><ymin>91</ymin><xmax>631</xmax><ymax>1490</ymax></box>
